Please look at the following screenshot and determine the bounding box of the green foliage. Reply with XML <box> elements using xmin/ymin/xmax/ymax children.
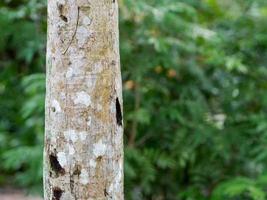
<box><xmin>0</xmin><ymin>0</ymin><xmax>45</xmax><ymax>190</ymax></box>
<box><xmin>1</xmin><ymin>0</ymin><xmax>267</xmax><ymax>199</ymax></box>
<box><xmin>211</xmin><ymin>177</ymin><xmax>267</xmax><ymax>200</ymax></box>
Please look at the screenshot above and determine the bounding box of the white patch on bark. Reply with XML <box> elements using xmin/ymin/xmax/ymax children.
<box><xmin>73</xmin><ymin>91</ymin><xmax>91</xmax><ymax>107</ymax></box>
<box><xmin>92</xmin><ymin>61</ymin><xmax>104</xmax><ymax>73</ymax></box>
<box><xmin>86</xmin><ymin>78</ymin><xmax>97</xmax><ymax>89</ymax></box>
<box><xmin>108</xmin><ymin>169</ymin><xmax>123</xmax><ymax>195</ymax></box>
<box><xmin>110</xmin><ymin>101</ymin><xmax>116</xmax><ymax>114</ymax></box>
<box><xmin>64</xmin><ymin>129</ymin><xmax>87</xmax><ymax>143</ymax></box>
<box><xmin>89</xmin><ymin>159</ymin><xmax>96</xmax><ymax>168</ymax></box>
<box><xmin>66</xmin><ymin>67</ymin><xmax>74</xmax><ymax>78</ymax></box>
<box><xmin>87</xmin><ymin>116</ymin><xmax>92</xmax><ymax>127</ymax></box>
<box><xmin>51</xmin><ymin>135</ymin><xmax>57</xmax><ymax>143</ymax></box>
<box><xmin>49</xmin><ymin>131</ymin><xmax>57</xmax><ymax>143</ymax></box>
<box><xmin>76</xmin><ymin>26</ymin><xmax>90</xmax><ymax>47</ymax></box>
<box><xmin>64</xmin><ymin>129</ymin><xmax>78</xmax><ymax>143</ymax></box>
<box><xmin>70</xmin><ymin>132</ymin><xmax>78</xmax><ymax>142</ymax></box>
<box><xmin>60</xmin><ymin>191</ymin><xmax>75</xmax><ymax>200</ymax></box>
<box><xmin>93</xmin><ymin>140</ymin><xmax>106</xmax><ymax>157</ymax></box>
<box><xmin>57</xmin><ymin>152</ymin><xmax>67</xmax><ymax>167</ymax></box>
<box><xmin>97</xmin><ymin>104</ymin><xmax>102</xmax><ymax>111</ymax></box>
<box><xmin>52</xmin><ymin>99</ymin><xmax>61</xmax><ymax>113</ymax></box>
<box><xmin>83</xmin><ymin>16</ymin><xmax>92</xmax><ymax>25</ymax></box>
<box><xmin>80</xmin><ymin>169</ymin><xmax>89</xmax><ymax>185</ymax></box>
<box><xmin>68</xmin><ymin>47</ymin><xmax>85</xmax><ymax>76</ymax></box>
<box><xmin>79</xmin><ymin>131</ymin><xmax>87</xmax><ymax>141</ymax></box>
<box><xmin>69</xmin><ymin>144</ymin><xmax>75</xmax><ymax>155</ymax></box>
<box><xmin>60</xmin><ymin>92</ymin><xmax>66</xmax><ymax>101</ymax></box>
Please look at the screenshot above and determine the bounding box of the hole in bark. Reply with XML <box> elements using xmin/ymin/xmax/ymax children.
<box><xmin>57</xmin><ymin>3</ymin><xmax>68</xmax><ymax>22</ymax></box>
<box><xmin>51</xmin><ymin>107</ymin><xmax>56</xmax><ymax>112</ymax></box>
<box><xmin>96</xmin><ymin>156</ymin><xmax>103</xmax><ymax>162</ymax></box>
<box><xmin>73</xmin><ymin>164</ymin><xmax>81</xmax><ymax>176</ymax></box>
<box><xmin>49</xmin><ymin>154</ymin><xmax>65</xmax><ymax>175</ymax></box>
<box><xmin>116</xmin><ymin>98</ymin><xmax>122</xmax><ymax>126</ymax></box>
<box><xmin>52</xmin><ymin>187</ymin><xmax>63</xmax><ymax>200</ymax></box>
<box><xmin>60</xmin><ymin>15</ymin><xmax>68</xmax><ymax>22</ymax></box>
<box><xmin>112</xmin><ymin>0</ymin><xmax>115</xmax><ymax>3</ymax></box>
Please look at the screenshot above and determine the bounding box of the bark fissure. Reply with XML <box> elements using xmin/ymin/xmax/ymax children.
<box><xmin>62</xmin><ymin>6</ymin><xmax>80</xmax><ymax>55</ymax></box>
<box><xmin>116</xmin><ymin>97</ymin><xmax>122</xmax><ymax>126</ymax></box>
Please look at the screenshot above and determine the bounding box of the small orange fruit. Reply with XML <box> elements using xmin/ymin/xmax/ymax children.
<box><xmin>167</xmin><ymin>69</ymin><xmax>177</xmax><ymax>78</ymax></box>
<box><xmin>124</xmin><ymin>80</ymin><xmax>135</xmax><ymax>90</ymax></box>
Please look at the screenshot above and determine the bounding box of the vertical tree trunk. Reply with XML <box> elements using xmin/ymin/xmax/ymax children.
<box><xmin>44</xmin><ymin>0</ymin><xmax>123</xmax><ymax>199</ymax></box>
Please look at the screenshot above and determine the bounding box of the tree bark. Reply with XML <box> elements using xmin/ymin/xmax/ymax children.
<box><xmin>44</xmin><ymin>0</ymin><xmax>123</xmax><ymax>199</ymax></box>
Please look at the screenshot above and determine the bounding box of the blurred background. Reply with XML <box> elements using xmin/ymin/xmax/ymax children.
<box><xmin>1</xmin><ymin>0</ymin><xmax>267</xmax><ymax>199</ymax></box>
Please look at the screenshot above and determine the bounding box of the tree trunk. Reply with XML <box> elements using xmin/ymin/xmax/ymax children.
<box><xmin>44</xmin><ymin>0</ymin><xmax>123</xmax><ymax>199</ymax></box>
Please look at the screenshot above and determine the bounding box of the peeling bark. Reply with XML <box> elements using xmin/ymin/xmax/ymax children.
<box><xmin>44</xmin><ymin>0</ymin><xmax>123</xmax><ymax>199</ymax></box>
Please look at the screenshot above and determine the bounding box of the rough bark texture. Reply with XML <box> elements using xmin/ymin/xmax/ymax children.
<box><xmin>44</xmin><ymin>0</ymin><xmax>123</xmax><ymax>199</ymax></box>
